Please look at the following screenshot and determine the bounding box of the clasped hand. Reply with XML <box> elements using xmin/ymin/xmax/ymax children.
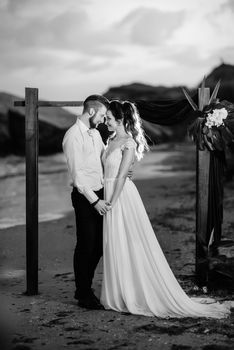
<box><xmin>94</xmin><ymin>199</ymin><xmax>112</xmax><ymax>216</ymax></box>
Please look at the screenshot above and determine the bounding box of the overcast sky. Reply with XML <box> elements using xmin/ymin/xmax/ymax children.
<box><xmin>0</xmin><ymin>0</ymin><xmax>234</xmax><ymax>102</ymax></box>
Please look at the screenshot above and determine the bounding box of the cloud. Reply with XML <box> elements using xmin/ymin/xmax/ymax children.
<box><xmin>0</xmin><ymin>1</ymin><xmax>185</xmax><ymax>65</ymax></box>
<box><xmin>69</xmin><ymin>58</ymin><xmax>113</xmax><ymax>72</ymax></box>
<box><xmin>205</xmin><ymin>6</ymin><xmax>234</xmax><ymax>47</ymax></box>
<box><xmin>213</xmin><ymin>46</ymin><xmax>234</xmax><ymax>63</ymax></box>
<box><xmin>157</xmin><ymin>46</ymin><xmax>215</xmax><ymax>68</ymax></box>
<box><xmin>222</xmin><ymin>0</ymin><xmax>234</xmax><ymax>12</ymax></box>
<box><xmin>0</xmin><ymin>3</ymin><xmax>89</xmax><ymax>49</ymax></box>
<box><xmin>118</xmin><ymin>7</ymin><xmax>184</xmax><ymax>46</ymax></box>
<box><xmin>7</xmin><ymin>0</ymin><xmax>89</xmax><ymax>17</ymax></box>
<box><xmin>0</xmin><ymin>0</ymin><xmax>123</xmax><ymax>62</ymax></box>
<box><xmin>0</xmin><ymin>0</ymin><xmax>234</xmax><ymax>100</ymax></box>
<box><xmin>0</xmin><ymin>47</ymin><xmax>72</xmax><ymax>71</ymax></box>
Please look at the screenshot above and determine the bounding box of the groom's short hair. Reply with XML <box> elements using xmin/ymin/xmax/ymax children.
<box><xmin>83</xmin><ymin>94</ymin><xmax>109</xmax><ymax>112</ymax></box>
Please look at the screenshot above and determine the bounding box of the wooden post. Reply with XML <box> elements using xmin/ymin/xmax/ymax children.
<box><xmin>196</xmin><ymin>87</ymin><xmax>210</xmax><ymax>285</ymax></box>
<box><xmin>25</xmin><ymin>88</ymin><xmax>39</xmax><ymax>295</ymax></box>
<box><xmin>14</xmin><ymin>95</ymin><xmax>84</xmax><ymax>295</ymax></box>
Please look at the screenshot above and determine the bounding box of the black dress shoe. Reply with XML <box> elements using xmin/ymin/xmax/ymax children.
<box><xmin>74</xmin><ymin>289</ymin><xmax>100</xmax><ymax>302</ymax></box>
<box><xmin>89</xmin><ymin>290</ymin><xmax>100</xmax><ymax>304</ymax></box>
<box><xmin>77</xmin><ymin>297</ymin><xmax>104</xmax><ymax>310</ymax></box>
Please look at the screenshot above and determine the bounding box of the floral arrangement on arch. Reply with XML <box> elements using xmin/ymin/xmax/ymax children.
<box><xmin>182</xmin><ymin>79</ymin><xmax>234</xmax><ymax>151</ymax></box>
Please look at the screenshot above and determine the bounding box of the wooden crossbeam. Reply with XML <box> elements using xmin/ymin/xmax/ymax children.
<box><xmin>14</xmin><ymin>101</ymin><xmax>83</xmax><ymax>107</ymax></box>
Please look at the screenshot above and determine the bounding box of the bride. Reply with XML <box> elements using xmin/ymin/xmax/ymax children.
<box><xmin>100</xmin><ymin>100</ymin><xmax>231</xmax><ymax>319</ymax></box>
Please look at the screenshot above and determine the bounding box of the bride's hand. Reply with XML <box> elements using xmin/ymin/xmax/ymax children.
<box><xmin>94</xmin><ymin>200</ymin><xmax>110</xmax><ymax>215</ymax></box>
<box><xmin>105</xmin><ymin>202</ymin><xmax>112</xmax><ymax>212</ymax></box>
<box><xmin>101</xmin><ymin>202</ymin><xmax>112</xmax><ymax>214</ymax></box>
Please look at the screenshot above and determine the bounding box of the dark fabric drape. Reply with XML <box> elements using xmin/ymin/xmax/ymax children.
<box><xmin>135</xmin><ymin>95</ymin><xmax>198</xmax><ymax>126</ymax></box>
<box><xmin>207</xmin><ymin>151</ymin><xmax>225</xmax><ymax>250</ymax></box>
<box><xmin>134</xmin><ymin>95</ymin><xmax>225</xmax><ymax>272</ymax></box>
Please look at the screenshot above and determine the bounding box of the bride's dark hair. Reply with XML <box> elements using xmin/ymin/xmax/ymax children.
<box><xmin>108</xmin><ymin>100</ymin><xmax>149</xmax><ymax>160</ymax></box>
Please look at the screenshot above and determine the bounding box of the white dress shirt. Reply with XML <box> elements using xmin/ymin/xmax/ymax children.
<box><xmin>62</xmin><ymin>117</ymin><xmax>105</xmax><ymax>203</ymax></box>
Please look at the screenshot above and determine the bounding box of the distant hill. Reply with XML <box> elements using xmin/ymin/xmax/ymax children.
<box><xmin>200</xmin><ymin>63</ymin><xmax>234</xmax><ymax>102</ymax></box>
<box><xmin>104</xmin><ymin>82</ymin><xmax>185</xmax><ymax>101</ymax></box>
<box><xmin>104</xmin><ymin>84</ymin><xmax>189</xmax><ymax>143</ymax></box>
<box><xmin>1</xmin><ymin>63</ymin><xmax>234</xmax><ymax>155</ymax></box>
<box><xmin>0</xmin><ymin>92</ymin><xmax>76</xmax><ymax>155</ymax></box>
<box><xmin>104</xmin><ymin>63</ymin><xmax>234</xmax><ymax>102</ymax></box>
<box><xmin>103</xmin><ymin>63</ymin><xmax>234</xmax><ymax>143</ymax></box>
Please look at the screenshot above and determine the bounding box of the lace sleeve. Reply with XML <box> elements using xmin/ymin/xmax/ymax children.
<box><xmin>120</xmin><ymin>138</ymin><xmax>136</xmax><ymax>151</ymax></box>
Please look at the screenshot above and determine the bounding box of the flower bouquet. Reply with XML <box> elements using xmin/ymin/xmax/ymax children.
<box><xmin>182</xmin><ymin>79</ymin><xmax>234</xmax><ymax>151</ymax></box>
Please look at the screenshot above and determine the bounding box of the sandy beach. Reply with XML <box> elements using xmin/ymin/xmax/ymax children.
<box><xmin>0</xmin><ymin>143</ymin><xmax>234</xmax><ymax>350</ymax></box>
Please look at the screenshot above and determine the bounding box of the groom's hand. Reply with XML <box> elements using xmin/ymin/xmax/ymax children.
<box><xmin>94</xmin><ymin>200</ymin><xmax>110</xmax><ymax>215</ymax></box>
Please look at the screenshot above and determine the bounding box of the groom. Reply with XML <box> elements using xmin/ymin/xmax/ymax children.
<box><xmin>62</xmin><ymin>94</ymin><xmax>111</xmax><ymax>309</ymax></box>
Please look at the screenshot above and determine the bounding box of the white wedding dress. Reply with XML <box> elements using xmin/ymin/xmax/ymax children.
<box><xmin>100</xmin><ymin>139</ymin><xmax>231</xmax><ymax>318</ymax></box>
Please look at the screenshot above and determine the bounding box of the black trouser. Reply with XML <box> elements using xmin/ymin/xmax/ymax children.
<box><xmin>71</xmin><ymin>187</ymin><xmax>103</xmax><ymax>299</ymax></box>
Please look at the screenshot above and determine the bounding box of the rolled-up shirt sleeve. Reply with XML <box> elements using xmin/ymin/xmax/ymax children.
<box><xmin>62</xmin><ymin>135</ymin><xmax>99</xmax><ymax>204</ymax></box>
